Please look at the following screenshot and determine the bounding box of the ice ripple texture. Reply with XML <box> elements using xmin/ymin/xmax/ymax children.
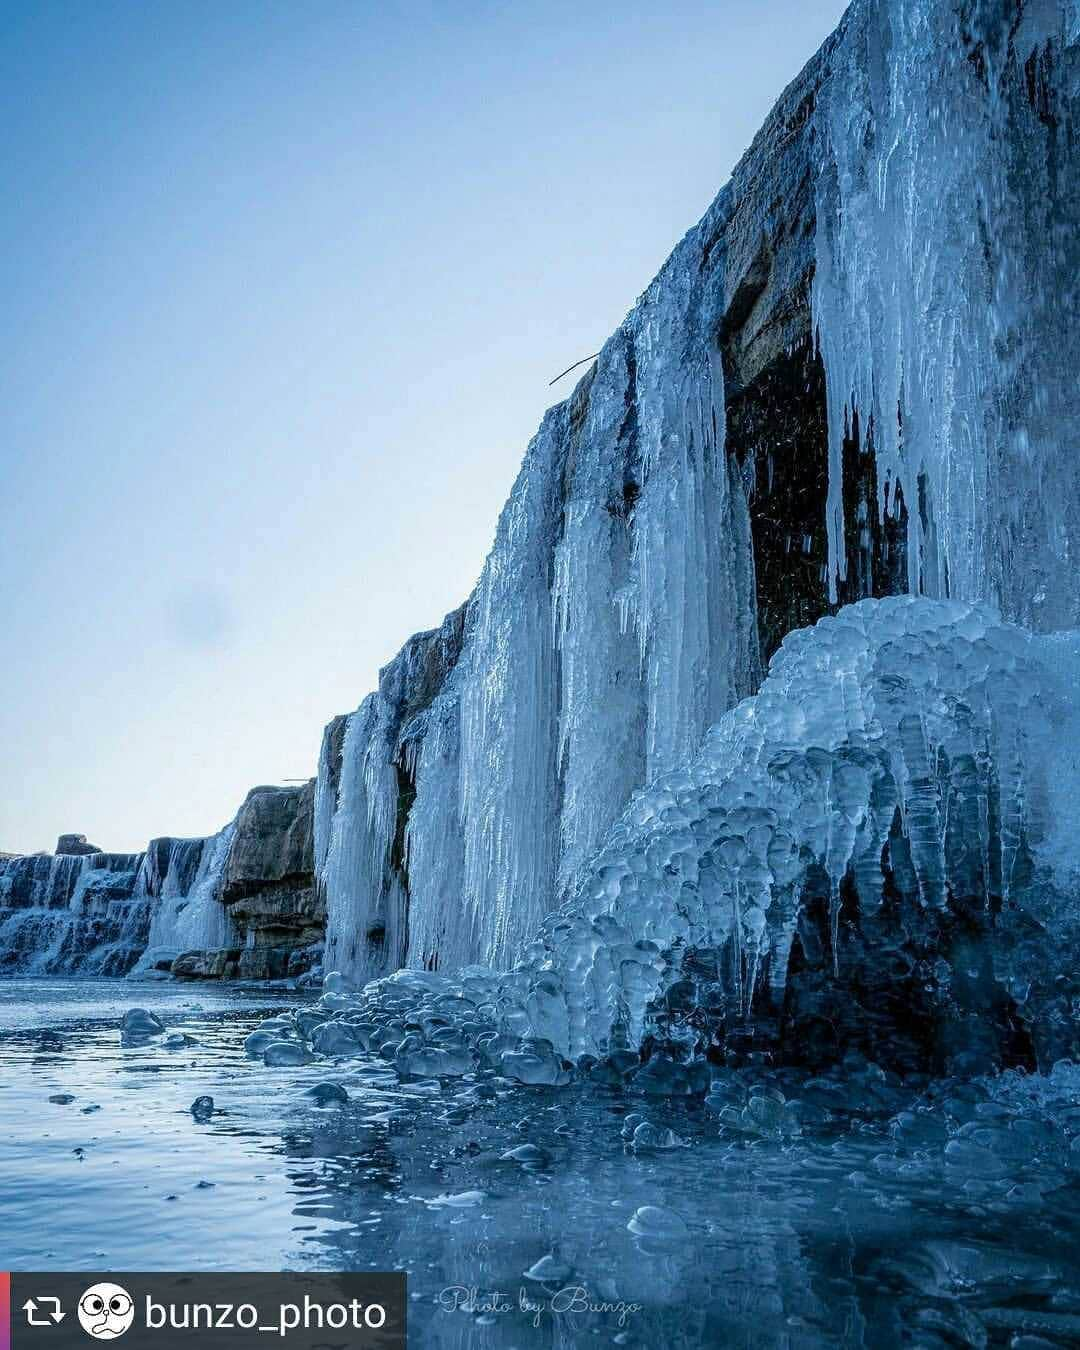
<box><xmin>279</xmin><ymin>598</ymin><xmax>1080</xmax><ymax>1083</ymax></box>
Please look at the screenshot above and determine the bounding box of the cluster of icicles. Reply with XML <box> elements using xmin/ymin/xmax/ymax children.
<box><xmin>251</xmin><ymin>598</ymin><xmax>1079</xmax><ymax>1086</ymax></box>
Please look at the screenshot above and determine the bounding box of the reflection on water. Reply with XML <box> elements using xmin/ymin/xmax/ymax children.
<box><xmin>2</xmin><ymin>980</ymin><xmax>1080</xmax><ymax>1347</ymax></box>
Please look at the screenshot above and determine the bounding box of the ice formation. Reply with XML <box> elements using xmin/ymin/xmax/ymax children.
<box><xmin>315</xmin><ymin>0</ymin><xmax>1080</xmax><ymax>992</ymax></box>
<box><xmin>133</xmin><ymin>825</ymin><xmax>238</xmax><ymax>976</ymax></box>
<box><xmin>4</xmin><ymin>0</ymin><xmax>1078</xmax><ymax>1071</ymax></box>
<box><xmin>320</xmin><ymin>251</ymin><xmax>758</xmax><ymax>983</ymax></box>
<box><xmin>0</xmin><ymin>833</ymin><xmax>224</xmax><ymax>978</ymax></box>
<box><xmin>265</xmin><ymin>600</ymin><xmax>1080</xmax><ymax>1079</ymax></box>
<box><xmin>814</xmin><ymin>0</ymin><xmax>1080</xmax><ymax>625</ymax></box>
<box><xmin>0</xmin><ymin>850</ymin><xmax>150</xmax><ymax>976</ymax></box>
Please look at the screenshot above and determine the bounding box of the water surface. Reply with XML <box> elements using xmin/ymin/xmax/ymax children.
<box><xmin>2</xmin><ymin>979</ymin><xmax>1080</xmax><ymax>1347</ymax></box>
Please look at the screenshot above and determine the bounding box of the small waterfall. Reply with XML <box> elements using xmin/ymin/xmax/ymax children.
<box><xmin>0</xmin><ymin>851</ymin><xmax>150</xmax><ymax>976</ymax></box>
<box><xmin>0</xmin><ymin>831</ymin><xmax>236</xmax><ymax>979</ymax></box>
<box><xmin>131</xmin><ymin>826</ymin><xmax>237</xmax><ymax>976</ymax></box>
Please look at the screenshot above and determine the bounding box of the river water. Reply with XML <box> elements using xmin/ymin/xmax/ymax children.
<box><xmin>2</xmin><ymin>979</ymin><xmax>1080</xmax><ymax>1347</ymax></box>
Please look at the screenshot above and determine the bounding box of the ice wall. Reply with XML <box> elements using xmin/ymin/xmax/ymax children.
<box><xmin>320</xmin><ymin>296</ymin><xmax>758</xmax><ymax>981</ymax></box>
<box><xmin>301</xmin><ymin>598</ymin><xmax>1080</xmax><ymax>1079</ymax></box>
<box><xmin>316</xmin><ymin>0</ymin><xmax>1080</xmax><ymax>985</ymax></box>
<box><xmin>0</xmin><ymin>833</ymin><xmax>232</xmax><ymax>978</ymax></box>
<box><xmin>134</xmin><ymin>831</ymin><xmax>234</xmax><ymax>975</ymax></box>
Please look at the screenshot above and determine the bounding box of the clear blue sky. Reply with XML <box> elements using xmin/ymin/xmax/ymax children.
<box><xmin>1</xmin><ymin>0</ymin><xmax>848</xmax><ymax>854</ymax></box>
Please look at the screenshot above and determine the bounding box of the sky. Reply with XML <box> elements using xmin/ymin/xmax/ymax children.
<box><xmin>1</xmin><ymin>0</ymin><xmax>849</xmax><ymax>855</ymax></box>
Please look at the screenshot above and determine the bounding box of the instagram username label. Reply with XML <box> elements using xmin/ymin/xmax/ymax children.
<box><xmin>7</xmin><ymin>1274</ymin><xmax>405</xmax><ymax>1349</ymax></box>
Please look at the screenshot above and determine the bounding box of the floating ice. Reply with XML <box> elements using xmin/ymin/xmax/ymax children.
<box><xmin>627</xmin><ymin>1205</ymin><xmax>689</xmax><ymax>1240</ymax></box>
<box><xmin>121</xmin><ymin>1008</ymin><xmax>164</xmax><ymax>1038</ymax></box>
<box><xmin>189</xmin><ymin>1095</ymin><xmax>214</xmax><ymax>1121</ymax></box>
<box><xmin>523</xmin><ymin>1253</ymin><xmax>573</xmax><ymax>1283</ymax></box>
<box><xmin>305</xmin><ymin>1082</ymin><xmax>349</xmax><ymax>1106</ymax></box>
<box><xmin>500</xmin><ymin>1143</ymin><xmax>552</xmax><ymax>1170</ymax></box>
<box><xmin>424</xmin><ymin>1190</ymin><xmax>486</xmax><ymax>1209</ymax></box>
<box><xmin>629</xmin><ymin>1121</ymin><xmax>683</xmax><ymax>1151</ymax></box>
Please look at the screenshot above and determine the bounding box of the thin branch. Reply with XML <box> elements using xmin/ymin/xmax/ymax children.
<box><xmin>548</xmin><ymin>352</ymin><xmax>600</xmax><ymax>387</ymax></box>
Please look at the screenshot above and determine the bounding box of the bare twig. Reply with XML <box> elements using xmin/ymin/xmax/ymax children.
<box><xmin>548</xmin><ymin>352</ymin><xmax>600</xmax><ymax>387</ymax></box>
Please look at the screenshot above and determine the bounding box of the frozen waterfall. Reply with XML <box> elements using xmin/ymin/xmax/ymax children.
<box><xmin>0</xmin><ymin>850</ymin><xmax>149</xmax><ymax>976</ymax></box>
<box><xmin>274</xmin><ymin>598</ymin><xmax>1080</xmax><ymax>1079</ymax></box>
<box><xmin>321</xmin><ymin>276</ymin><xmax>757</xmax><ymax>983</ymax></box>
<box><xmin>813</xmin><ymin>0</ymin><xmax>1080</xmax><ymax>624</ymax></box>
<box><xmin>133</xmin><ymin>826</ymin><xmax>237</xmax><ymax>976</ymax></box>
<box><xmin>0</xmin><ymin>832</ymin><xmax>231</xmax><ymax>978</ymax></box>
<box><xmin>314</xmin><ymin>0</ymin><xmax>1080</xmax><ymax>991</ymax></box>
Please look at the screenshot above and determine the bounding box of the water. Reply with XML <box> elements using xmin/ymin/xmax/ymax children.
<box><xmin>3</xmin><ymin>980</ymin><xmax>1080</xmax><ymax>1347</ymax></box>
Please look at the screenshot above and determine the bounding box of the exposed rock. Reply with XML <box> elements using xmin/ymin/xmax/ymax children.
<box><xmin>1</xmin><ymin>791</ymin><xmax>323</xmax><ymax>983</ymax></box>
<box><xmin>56</xmin><ymin>833</ymin><xmax>101</xmax><ymax>856</ymax></box>
<box><xmin>218</xmin><ymin>781</ymin><xmax>323</xmax><ymax>978</ymax></box>
<box><xmin>223</xmin><ymin>783</ymin><xmax>315</xmax><ymax>902</ymax></box>
<box><xmin>171</xmin><ymin>948</ymin><xmax>241</xmax><ymax>979</ymax></box>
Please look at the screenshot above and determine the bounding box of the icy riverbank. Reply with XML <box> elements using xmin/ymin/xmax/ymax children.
<box><xmin>5</xmin><ymin>980</ymin><xmax>1080</xmax><ymax>1347</ymax></box>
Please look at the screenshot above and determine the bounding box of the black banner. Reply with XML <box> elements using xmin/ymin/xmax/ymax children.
<box><xmin>9</xmin><ymin>1274</ymin><xmax>405</xmax><ymax>1350</ymax></box>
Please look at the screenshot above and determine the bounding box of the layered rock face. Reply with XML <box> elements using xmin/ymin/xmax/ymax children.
<box><xmin>218</xmin><ymin>783</ymin><xmax>322</xmax><ymax>980</ymax></box>
<box><xmin>55</xmin><ymin>833</ymin><xmax>103</xmax><ymax>857</ymax></box>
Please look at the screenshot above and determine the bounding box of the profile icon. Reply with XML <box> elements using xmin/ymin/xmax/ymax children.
<box><xmin>77</xmin><ymin>1284</ymin><xmax>135</xmax><ymax>1339</ymax></box>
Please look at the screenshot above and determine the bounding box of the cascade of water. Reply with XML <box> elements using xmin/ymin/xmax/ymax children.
<box><xmin>0</xmin><ymin>850</ymin><xmax>149</xmax><ymax>976</ymax></box>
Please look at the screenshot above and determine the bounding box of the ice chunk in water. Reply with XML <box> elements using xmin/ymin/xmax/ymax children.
<box><xmin>121</xmin><ymin>1008</ymin><xmax>164</xmax><ymax>1038</ymax></box>
<box><xmin>311</xmin><ymin>1023</ymin><xmax>361</xmax><ymax>1057</ymax></box>
<box><xmin>630</xmin><ymin>1121</ymin><xmax>684</xmax><ymax>1151</ymax></box>
<box><xmin>627</xmin><ymin>1205</ymin><xmax>690</xmax><ymax>1240</ymax></box>
<box><xmin>305</xmin><ymin>1082</ymin><xmax>349</xmax><ymax>1106</ymax></box>
<box><xmin>523</xmin><ymin>1253</ymin><xmax>573</xmax><ymax>1283</ymax></box>
<box><xmin>500</xmin><ymin>1143</ymin><xmax>551</xmax><ymax>1170</ymax></box>
<box><xmin>263</xmin><ymin>1042</ymin><xmax>308</xmax><ymax>1067</ymax></box>
<box><xmin>424</xmin><ymin>1190</ymin><xmax>486</xmax><ymax>1208</ymax></box>
<box><xmin>189</xmin><ymin>1095</ymin><xmax>214</xmax><ymax>1121</ymax></box>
